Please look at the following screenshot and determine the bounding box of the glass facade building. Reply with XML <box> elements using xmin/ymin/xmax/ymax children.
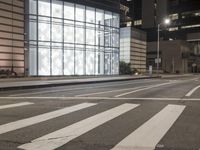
<box><xmin>28</xmin><ymin>0</ymin><xmax>120</xmax><ymax>76</ymax></box>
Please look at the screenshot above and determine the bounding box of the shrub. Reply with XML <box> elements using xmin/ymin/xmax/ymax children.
<box><xmin>119</xmin><ymin>61</ymin><xmax>133</xmax><ymax>75</ymax></box>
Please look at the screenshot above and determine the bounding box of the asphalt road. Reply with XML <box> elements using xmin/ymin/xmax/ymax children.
<box><xmin>0</xmin><ymin>75</ymin><xmax>200</xmax><ymax>150</ymax></box>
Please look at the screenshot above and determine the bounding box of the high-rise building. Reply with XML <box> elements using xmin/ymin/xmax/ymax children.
<box><xmin>0</xmin><ymin>0</ymin><xmax>120</xmax><ymax>76</ymax></box>
<box><xmin>121</xmin><ymin>0</ymin><xmax>200</xmax><ymax>41</ymax></box>
<box><xmin>121</xmin><ymin>0</ymin><xmax>200</xmax><ymax>72</ymax></box>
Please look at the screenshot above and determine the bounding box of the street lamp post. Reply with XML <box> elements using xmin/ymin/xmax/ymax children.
<box><xmin>156</xmin><ymin>18</ymin><xmax>170</xmax><ymax>75</ymax></box>
<box><xmin>157</xmin><ymin>24</ymin><xmax>160</xmax><ymax>75</ymax></box>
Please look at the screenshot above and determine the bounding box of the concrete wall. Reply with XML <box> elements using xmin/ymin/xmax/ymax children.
<box><xmin>187</xmin><ymin>32</ymin><xmax>200</xmax><ymax>42</ymax></box>
<box><xmin>0</xmin><ymin>0</ymin><xmax>25</xmax><ymax>75</ymax></box>
<box><xmin>147</xmin><ymin>40</ymin><xmax>190</xmax><ymax>73</ymax></box>
<box><xmin>130</xmin><ymin>28</ymin><xmax>147</xmax><ymax>73</ymax></box>
<box><xmin>161</xmin><ymin>41</ymin><xmax>189</xmax><ymax>73</ymax></box>
<box><xmin>120</xmin><ymin>27</ymin><xmax>147</xmax><ymax>73</ymax></box>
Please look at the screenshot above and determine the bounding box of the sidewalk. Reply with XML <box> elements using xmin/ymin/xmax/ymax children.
<box><xmin>0</xmin><ymin>75</ymin><xmax>157</xmax><ymax>91</ymax></box>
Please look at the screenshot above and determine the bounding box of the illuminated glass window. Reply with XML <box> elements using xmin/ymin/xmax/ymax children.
<box><xmin>168</xmin><ymin>27</ymin><xmax>178</xmax><ymax>31</ymax></box>
<box><xmin>38</xmin><ymin>0</ymin><xmax>50</xmax><ymax>16</ymax></box>
<box><xmin>181</xmin><ymin>24</ymin><xmax>200</xmax><ymax>29</ymax></box>
<box><xmin>168</xmin><ymin>14</ymin><xmax>178</xmax><ymax>20</ymax></box>
<box><xmin>134</xmin><ymin>20</ymin><xmax>142</xmax><ymax>26</ymax></box>
<box><xmin>28</xmin><ymin>0</ymin><xmax>120</xmax><ymax>76</ymax></box>
<box><xmin>182</xmin><ymin>10</ymin><xmax>200</xmax><ymax>18</ymax></box>
<box><xmin>64</xmin><ymin>2</ymin><xmax>74</xmax><ymax>20</ymax></box>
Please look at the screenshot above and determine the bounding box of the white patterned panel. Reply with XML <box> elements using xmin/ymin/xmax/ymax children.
<box><xmin>52</xmin><ymin>0</ymin><xmax>63</xmax><ymax>18</ymax></box>
<box><xmin>86</xmin><ymin>51</ymin><xmax>95</xmax><ymax>75</ymax></box>
<box><xmin>75</xmin><ymin>50</ymin><xmax>84</xmax><ymax>75</ymax></box>
<box><xmin>64</xmin><ymin>50</ymin><xmax>74</xmax><ymax>75</ymax></box>
<box><xmin>64</xmin><ymin>2</ymin><xmax>74</xmax><ymax>20</ymax></box>
<box><xmin>38</xmin><ymin>48</ymin><xmax>50</xmax><ymax>75</ymax></box>
<box><xmin>64</xmin><ymin>20</ymin><xmax>74</xmax><ymax>43</ymax></box>
<box><xmin>96</xmin><ymin>9</ymin><xmax>104</xmax><ymax>25</ymax></box>
<box><xmin>38</xmin><ymin>0</ymin><xmax>50</xmax><ymax>16</ymax></box>
<box><xmin>112</xmin><ymin>52</ymin><xmax>119</xmax><ymax>75</ymax></box>
<box><xmin>86</xmin><ymin>7</ymin><xmax>95</xmax><ymax>23</ymax></box>
<box><xmin>52</xmin><ymin>49</ymin><xmax>63</xmax><ymax>75</ymax></box>
<box><xmin>38</xmin><ymin>20</ymin><xmax>50</xmax><ymax>41</ymax></box>
<box><xmin>105</xmin><ymin>53</ymin><xmax>111</xmax><ymax>75</ymax></box>
<box><xmin>76</xmin><ymin>4</ymin><xmax>85</xmax><ymax>22</ymax></box>
<box><xmin>29</xmin><ymin>48</ymin><xmax>37</xmax><ymax>75</ymax></box>
<box><xmin>76</xmin><ymin>22</ymin><xmax>85</xmax><ymax>44</ymax></box>
<box><xmin>112</xmin><ymin>13</ymin><xmax>120</xmax><ymax>28</ymax></box>
<box><xmin>52</xmin><ymin>23</ymin><xmax>62</xmax><ymax>42</ymax></box>
<box><xmin>86</xmin><ymin>24</ymin><xmax>95</xmax><ymax>45</ymax></box>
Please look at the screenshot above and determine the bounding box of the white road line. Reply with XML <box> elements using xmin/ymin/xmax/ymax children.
<box><xmin>0</xmin><ymin>102</ymin><xmax>34</xmax><ymax>110</ymax></box>
<box><xmin>0</xmin><ymin>96</ymin><xmax>200</xmax><ymax>101</ymax></box>
<box><xmin>18</xmin><ymin>103</ymin><xmax>139</xmax><ymax>150</ymax></box>
<box><xmin>10</xmin><ymin>79</ymin><xmax>155</xmax><ymax>97</ymax></box>
<box><xmin>111</xmin><ymin>104</ymin><xmax>185</xmax><ymax>150</ymax></box>
<box><xmin>185</xmin><ymin>85</ymin><xmax>200</xmax><ymax>97</ymax></box>
<box><xmin>76</xmin><ymin>86</ymin><xmax>148</xmax><ymax>97</ymax></box>
<box><xmin>115</xmin><ymin>82</ymin><xmax>176</xmax><ymax>98</ymax></box>
<box><xmin>0</xmin><ymin>103</ymin><xmax>96</xmax><ymax>135</ymax></box>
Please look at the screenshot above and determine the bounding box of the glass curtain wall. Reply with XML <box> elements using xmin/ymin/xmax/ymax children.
<box><xmin>29</xmin><ymin>0</ymin><xmax>120</xmax><ymax>76</ymax></box>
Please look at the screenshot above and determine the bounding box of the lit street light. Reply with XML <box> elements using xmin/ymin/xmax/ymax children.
<box><xmin>157</xmin><ymin>18</ymin><xmax>171</xmax><ymax>75</ymax></box>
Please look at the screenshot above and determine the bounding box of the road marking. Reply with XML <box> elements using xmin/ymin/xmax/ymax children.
<box><xmin>10</xmin><ymin>79</ymin><xmax>155</xmax><ymax>97</ymax></box>
<box><xmin>185</xmin><ymin>85</ymin><xmax>200</xmax><ymax>97</ymax></box>
<box><xmin>115</xmin><ymin>82</ymin><xmax>176</xmax><ymax>97</ymax></box>
<box><xmin>0</xmin><ymin>102</ymin><xmax>34</xmax><ymax>110</ymax></box>
<box><xmin>1</xmin><ymin>97</ymin><xmax>200</xmax><ymax>101</ymax></box>
<box><xmin>76</xmin><ymin>86</ymin><xmax>149</xmax><ymax>97</ymax></box>
<box><xmin>6</xmin><ymin>77</ymin><xmax>198</xmax><ymax>97</ymax></box>
<box><xmin>18</xmin><ymin>103</ymin><xmax>139</xmax><ymax>150</ymax></box>
<box><xmin>111</xmin><ymin>104</ymin><xmax>185</xmax><ymax>150</ymax></box>
<box><xmin>0</xmin><ymin>103</ymin><xmax>96</xmax><ymax>135</ymax></box>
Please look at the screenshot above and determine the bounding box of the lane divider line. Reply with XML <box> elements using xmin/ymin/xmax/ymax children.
<box><xmin>9</xmin><ymin>79</ymin><xmax>155</xmax><ymax>97</ymax></box>
<box><xmin>114</xmin><ymin>82</ymin><xmax>177</xmax><ymax>98</ymax></box>
<box><xmin>75</xmin><ymin>86</ymin><xmax>149</xmax><ymax>97</ymax></box>
<box><xmin>185</xmin><ymin>85</ymin><xmax>200</xmax><ymax>97</ymax></box>
<box><xmin>1</xmin><ymin>97</ymin><xmax>200</xmax><ymax>101</ymax></box>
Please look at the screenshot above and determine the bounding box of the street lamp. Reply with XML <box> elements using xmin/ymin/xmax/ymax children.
<box><xmin>157</xmin><ymin>18</ymin><xmax>170</xmax><ymax>75</ymax></box>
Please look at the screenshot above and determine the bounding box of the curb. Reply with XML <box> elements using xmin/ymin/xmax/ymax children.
<box><xmin>0</xmin><ymin>76</ymin><xmax>159</xmax><ymax>91</ymax></box>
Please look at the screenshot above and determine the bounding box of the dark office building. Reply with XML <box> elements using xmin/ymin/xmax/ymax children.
<box><xmin>121</xmin><ymin>0</ymin><xmax>200</xmax><ymax>73</ymax></box>
<box><xmin>121</xmin><ymin>0</ymin><xmax>200</xmax><ymax>41</ymax></box>
<box><xmin>120</xmin><ymin>0</ymin><xmax>142</xmax><ymax>27</ymax></box>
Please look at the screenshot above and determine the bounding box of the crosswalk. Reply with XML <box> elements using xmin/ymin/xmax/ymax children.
<box><xmin>0</xmin><ymin>102</ymin><xmax>34</xmax><ymax>110</ymax></box>
<box><xmin>111</xmin><ymin>105</ymin><xmax>185</xmax><ymax>150</ymax></box>
<box><xmin>0</xmin><ymin>101</ymin><xmax>186</xmax><ymax>150</ymax></box>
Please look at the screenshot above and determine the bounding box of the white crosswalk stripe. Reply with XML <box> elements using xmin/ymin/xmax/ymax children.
<box><xmin>0</xmin><ymin>103</ymin><xmax>97</xmax><ymax>135</ymax></box>
<box><xmin>111</xmin><ymin>104</ymin><xmax>185</xmax><ymax>150</ymax></box>
<box><xmin>0</xmin><ymin>102</ymin><xmax>34</xmax><ymax>110</ymax></box>
<box><xmin>0</xmin><ymin>102</ymin><xmax>187</xmax><ymax>150</ymax></box>
<box><xmin>18</xmin><ymin>103</ymin><xmax>139</xmax><ymax>150</ymax></box>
